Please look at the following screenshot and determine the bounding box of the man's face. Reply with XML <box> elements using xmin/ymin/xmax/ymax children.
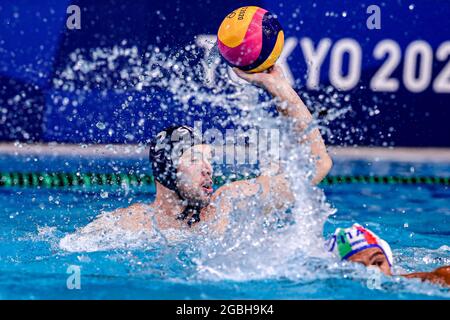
<box><xmin>176</xmin><ymin>144</ymin><xmax>213</xmax><ymax>207</ymax></box>
<box><xmin>348</xmin><ymin>247</ymin><xmax>392</xmax><ymax>275</ymax></box>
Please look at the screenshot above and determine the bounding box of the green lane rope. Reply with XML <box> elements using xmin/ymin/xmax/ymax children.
<box><xmin>0</xmin><ymin>172</ymin><xmax>449</xmax><ymax>189</ymax></box>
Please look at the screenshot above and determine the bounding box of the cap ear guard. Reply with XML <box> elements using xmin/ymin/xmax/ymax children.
<box><xmin>149</xmin><ymin>125</ymin><xmax>202</xmax><ymax>192</ymax></box>
<box><xmin>377</xmin><ymin>238</ymin><xmax>394</xmax><ymax>267</ymax></box>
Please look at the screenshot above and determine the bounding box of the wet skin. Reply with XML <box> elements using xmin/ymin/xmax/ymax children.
<box><xmin>348</xmin><ymin>247</ymin><xmax>392</xmax><ymax>276</ymax></box>
<box><xmin>348</xmin><ymin>247</ymin><xmax>450</xmax><ymax>286</ymax></box>
<box><xmin>175</xmin><ymin>144</ymin><xmax>214</xmax><ymax>208</ymax></box>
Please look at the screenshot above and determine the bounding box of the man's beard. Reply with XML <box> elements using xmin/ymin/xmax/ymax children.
<box><xmin>183</xmin><ymin>192</ymin><xmax>211</xmax><ymax>208</ymax></box>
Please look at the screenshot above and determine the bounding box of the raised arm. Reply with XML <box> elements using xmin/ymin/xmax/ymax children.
<box><xmin>233</xmin><ymin>65</ymin><xmax>332</xmax><ymax>184</ymax></box>
<box><xmin>211</xmin><ymin>66</ymin><xmax>332</xmax><ymax>215</ymax></box>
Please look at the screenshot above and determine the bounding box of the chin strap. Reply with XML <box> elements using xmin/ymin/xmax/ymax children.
<box><xmin>174</xmin><ymin>189</ymin><xmax>202</xmax><ymax>227</ymax></box>
<box><xmin>176</xmin><ymin>205</ymin><xmax>201</xmax><ymax>227</ymax></box>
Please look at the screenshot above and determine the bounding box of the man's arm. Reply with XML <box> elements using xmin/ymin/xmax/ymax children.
<box><xmin>233</xmin><ymin>65</ymin><xmax>332</xmax><ymax>184</ymax></box>
<box><xmin>64</xmin><ymin>203</ymin><xmax>152</xmax><ymax>236</ymax></box>
<box><xmin>402</xmin><ymin>266</ymin><xmax>450</xmax><ymax>286</ymax></box>
<box><xmin>212</xmin><ymin>65</ymin><xmax>331</xmax><ymax>213</ymax></box>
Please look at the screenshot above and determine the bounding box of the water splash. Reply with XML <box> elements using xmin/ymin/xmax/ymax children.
<box><xmin>51</xmin><ymin>42</ymin><xmax>358</xmax><ymax>283</ymax></box>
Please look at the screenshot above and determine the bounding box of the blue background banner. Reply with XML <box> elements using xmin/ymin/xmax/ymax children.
<box><xmin>0</xmin><ymin>0</ymin><xmax>449</xmax><ymax>146</ymax></box>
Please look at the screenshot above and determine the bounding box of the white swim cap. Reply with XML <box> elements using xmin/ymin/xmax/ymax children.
<box><xmin>326</xmin><ymin>223</ymin><xmax>394</xmax><ymax>266</ymax></box>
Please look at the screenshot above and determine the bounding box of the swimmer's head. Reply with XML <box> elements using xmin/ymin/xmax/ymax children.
<box><xmin>149</xmin><ymin>126</ymin><xmax>213</xmax><ymax>208</ymax></box>
<box><xmin>326</xmin><ymin>223</ymin><xmax>393</xmax><ymax>275</ymax></box>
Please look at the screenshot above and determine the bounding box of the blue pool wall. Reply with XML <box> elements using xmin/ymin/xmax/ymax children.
<box><xmin>0</xmin><ymin>0</ymin><xmax>449</xmax><ymax>147</ymax></box>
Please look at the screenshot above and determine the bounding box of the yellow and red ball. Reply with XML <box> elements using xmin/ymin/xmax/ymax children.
<box><xmin>217</xmin><ymin>6</ymin><xmax>284</xmax><ymax>73</ymax></box>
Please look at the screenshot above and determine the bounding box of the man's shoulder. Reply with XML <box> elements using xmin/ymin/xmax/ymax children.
<box><xmin>123</xmin><ymin>202</ymin><xmax>149</xmax><ymax>213</ymax></box>
<box><xmin>109</xmin><ymin>202</ymin><xmax>151</xmax><ymax>218</ymax></box>
<box><xmin>108</xmin><ymin>202</ymin><xmax>153</xmax><ymax>230</ymax></box>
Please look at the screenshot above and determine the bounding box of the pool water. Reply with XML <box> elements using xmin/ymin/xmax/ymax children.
<box><xmin>0</xmin><ymin>155</ymin><xmax>449</xmax><ymax>299</ymax></box>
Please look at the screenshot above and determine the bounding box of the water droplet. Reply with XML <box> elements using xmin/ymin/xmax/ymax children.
<box><xmin>96</xmin><ymin>122</ymin><xmax>106</xmax><ymax>130</ymax></box>
<box><xmin>100</xmin><ymin>191</ymin><xmax>109</xmax><ymax>199</ymax></box>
